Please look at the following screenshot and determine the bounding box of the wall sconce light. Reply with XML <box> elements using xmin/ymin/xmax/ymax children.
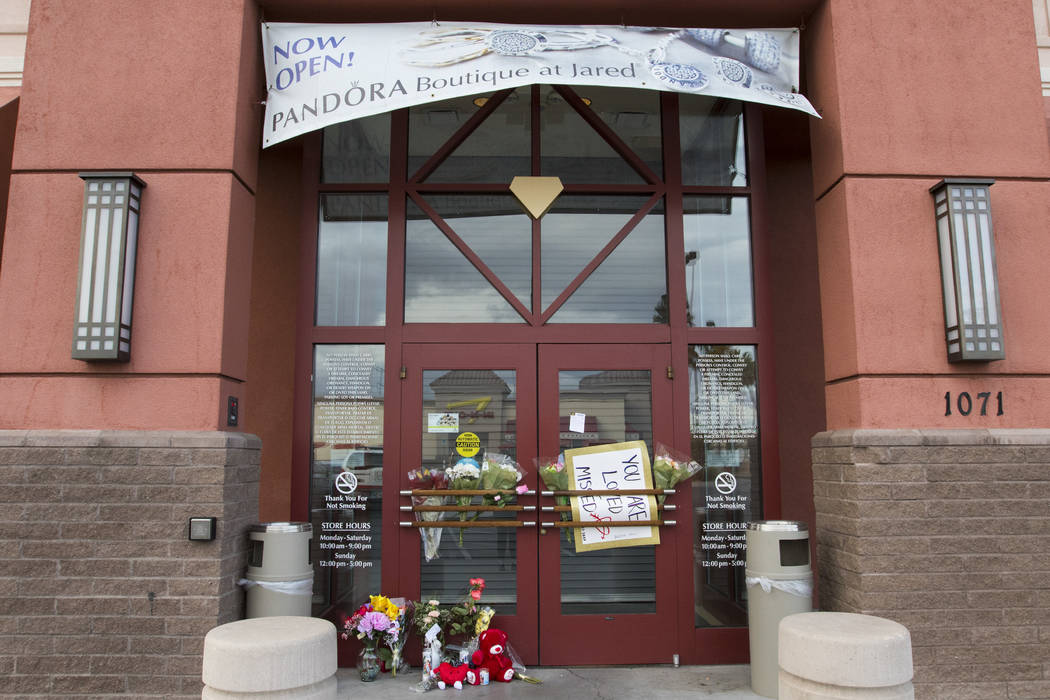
<box><xmin>930</xmin><ymin>178</ymin><xmax>1003</xmax><ymax>362</ymax></box>
<box><xmin>188</xmin><ymin>517</ymin><xmax>218</xmax><ymax>541</ymax></box>
<box><xmin>72</xmin><ymin>172</ymin><xmax>145</xmax><ymax>361</ymax></box>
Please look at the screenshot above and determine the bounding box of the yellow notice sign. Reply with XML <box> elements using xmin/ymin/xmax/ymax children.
<box><xmin>566</xmin><ymin>440</ymin><xmax>660</xmax><ymax>552</ymax></box>
<box><xmin>455</xmin><ymin>432</ymin><xmax>481</xmax><ymax>457</ymax></box>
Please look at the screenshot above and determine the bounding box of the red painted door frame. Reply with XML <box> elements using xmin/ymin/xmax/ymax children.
<box><xmin>289</xmin><ymin>92</ymin><xmax>780</xmax><ymax>666</ymax></box>
<box><xmin>398</xmin><ymin>343</ymin><xmax>540</xmax><ymax>663</ymax></box>
<box><xmin>396</xmin><ymin>342</ymin><xmax>681</xmax><ymax>665</ymax></box>
<box><xmin>536</xmin><ymin>343</ymin><xmax>679</xmax><ymax>665</ymax></box>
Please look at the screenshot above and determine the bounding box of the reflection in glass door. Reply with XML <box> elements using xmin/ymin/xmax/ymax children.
<box><xmin>537</xmin><ymin>344</ymin><xmax>679</xmax><ymax>665</ymax></box>
<box><xmin>400</xmin><ymin>343</ymin><xmax>683</xmax><ymax>665</ymax></box>
<box><xmin>418</xmin><ymin>367</ymin><xmax>520</xmax><ymax>612</ymax></box>
<box><xmin>400</xmin><ymin>344</ymin><xmax>539</xmax><ymax>662</ymax></box>
<box><xmin>556</xmin><ymin>369</ymin><xmax>656</xmax><ymax>615</ymax></box>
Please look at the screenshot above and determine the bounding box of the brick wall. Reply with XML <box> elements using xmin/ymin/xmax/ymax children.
<box><xmin>812</xmin><ymin>429</ymin><xmax>1050</xmax><ymax>700</ymax></box>
<box><xmin>0</xmin><ymin>430</ymin><xmax>260</xmax><ymax>698</ymax></box>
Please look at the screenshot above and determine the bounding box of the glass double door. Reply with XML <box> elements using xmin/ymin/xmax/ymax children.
<box><xmin>400</xmin><ymin>343</ymin><xmax>679</xmax><ymax>665</ymax></box>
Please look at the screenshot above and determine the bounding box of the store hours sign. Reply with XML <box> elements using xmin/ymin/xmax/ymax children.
<box><xmin>691</xmin><ymin>346</ymin><xmax>759</xmax><ymax>570</ymax></box>
<box><xmin>261</xmin><ymin>21</ymin><xmax>818</xmax><ymax>147</ymax></box>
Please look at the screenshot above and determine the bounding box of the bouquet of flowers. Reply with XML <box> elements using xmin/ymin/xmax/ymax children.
<box><xmin>413</xmin><ymin>579</ymin><xmax>493</xmax><ymax>666</ymax></box>
<box><xmin>537</xmin><ymin>454</ymin><xmax>572</xmax><ymax>542</ymax></box>
<box><xmin>447</xmin><ymin>457</ymin><xmax>481</xmax><ymax>545</ymax></box>
<box><xmin>442</xmin><ymin>578</ymin><xmax>489</xmax><ymax>664</ymax></box>
<box><xmin>408</xmin><ymin>467</ymin><xmax>448</xmax><ymax>562</ymax></box>
<box><xmin>342</xmin><ymin>595</ymin><xmax>409</xmax><ymax>676</ymax></box>
<box><xmin>446</xmin><ymin>578</ymin><xmax>486</xmax><ymax>638</ymax></box>
<box><xmin>411</xmin><ymin>597</ymin><xmax>448</xmax><ymax>646</ymax></box>
<box><xmin>652</xmin><ymin>443</ymin><xmax>703</xmax><ymax>504</ymax></box>
<box><xmin>477</xmin><ymin>453</ymin><xmax>527</xmax><ymax>510</ymax></box>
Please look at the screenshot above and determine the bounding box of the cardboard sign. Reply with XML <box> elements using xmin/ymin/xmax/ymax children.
<box><xmin>566</xmin><ymin>440</ymin><xmax>660</xmax><ymax>552</ymax></box>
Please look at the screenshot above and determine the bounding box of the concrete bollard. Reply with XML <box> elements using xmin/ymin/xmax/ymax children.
<box><xmin>202</xmin><ymin>616</ymin><xmax>338</xmax><ymax>699</ymax></box>
<box><xmin>778</xmin><ymin>612</ymin><xmax>914</xmax><ymax>699</ymax></box>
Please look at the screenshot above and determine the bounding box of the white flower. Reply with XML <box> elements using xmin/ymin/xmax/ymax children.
<box><xmin>449</xmin><ymin>463</ymin><xmax>480</xmax><ymax>480</ymax></box>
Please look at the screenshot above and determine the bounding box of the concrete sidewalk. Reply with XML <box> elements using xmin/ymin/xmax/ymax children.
<box><xmin>336</xmin><ymin>664</ymin><xmax>765</xmax><ymax>699</ymax></box>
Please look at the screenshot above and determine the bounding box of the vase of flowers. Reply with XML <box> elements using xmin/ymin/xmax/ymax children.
<box><xmin>357</xmin><ymin>646</ymin><xmax>380</xmax><ymax>682</ymax></box>
<box><xmin>342</xmin><ymin>595</ymin><xmax>408</xmax><ymax>682</ymax></box>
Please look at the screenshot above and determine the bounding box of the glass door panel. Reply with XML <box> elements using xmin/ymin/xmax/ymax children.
<box><xmin>308</xmin><ymin>345</ymin><xmax>385</xmax><ymax>616</ymax></box>
<box><xmin>537</xmin><ymin>344</ymin><xmax>678</xmax><ymax>665</ymax></box>
<box><xmin>557</xmin><ymin>369</ymin><xmax>655</xmax><ymax>614</ymax></box>
<box><xmin>400</xmin><ymin>344</ymin><xmax>539</xmax><ymax>663</ymax></box>
<box><xmin>419</xmin><ymin>367</ymin><xmax>520</xmax><ymax>612</ymax></box>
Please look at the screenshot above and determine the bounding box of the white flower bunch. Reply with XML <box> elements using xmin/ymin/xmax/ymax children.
<box><xmin>448</xmin><ymin>462</ymin><xmax>480</xmax><ymax>480</ymax></box>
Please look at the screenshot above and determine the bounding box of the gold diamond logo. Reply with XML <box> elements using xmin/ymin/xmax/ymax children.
<box><xmin>509</xmin><ymin>176</ymin><xmax>564</xmax><ymax>219</ymax></box>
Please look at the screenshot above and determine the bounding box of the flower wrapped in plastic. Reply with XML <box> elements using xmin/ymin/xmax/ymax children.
<box><xmin>652</xmin><ymin>442</ymin><xmax>703</xmax><ymax>503</ymax></box>
<box><xmin>447</xmin><ymin>457</ymin><xmax>481</xmax><ymax>545</ymax></box>
<box><xmin>411</xmin><ymin>598</ymin><xmax>448</xmax><ymax>646</ymax></box>
<box><xmin>537</xmin><ymin>454</ymin><xmax>572</xmax><ymax>541</ymax></box>
<box><xmin>478</xmin><ymin>453</ymin><xmax>525</xmax><ymax>510</ymax></box>
<box><xmin>408</xmin><ymin>467</ymin><xmax>448</xmax><ymax>562</ymax></box>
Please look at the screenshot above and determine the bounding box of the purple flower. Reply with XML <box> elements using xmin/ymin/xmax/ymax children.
<box><xmin>358</xmin><ymin>611</ymin><xmax>392</xmax><ymax>637</ymax></box>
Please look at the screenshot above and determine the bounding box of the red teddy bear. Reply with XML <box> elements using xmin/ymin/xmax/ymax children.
<box><xmin>434</xmin><ymin>661</ymin><xmax>470</xmax><ymax>690</ymax></box>
<box><xmin>468</xmin><ymin>628</ymin><xmax>515</xmax><ymax>684</ymax></box>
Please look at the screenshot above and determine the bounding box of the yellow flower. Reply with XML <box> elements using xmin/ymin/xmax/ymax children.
<box><xmin>385</xmin><ymin>603</ymin><xmax>400</xmax><ymax>621</ymax></box>
<box><xmin>475</xmin><ymin>607</ymin><xmax>495</xmax><ymax>636</ymax></box>
<box><xmin>370</xmin><ymin>595</ymin><xmax>389</xmax><ymax>613</ymax></box>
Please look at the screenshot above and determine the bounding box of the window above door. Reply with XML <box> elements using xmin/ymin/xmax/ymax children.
<box><xmin>314</xmin><ymin>86</ymin><xmax>755</xmax><ymax>332</ymax></box>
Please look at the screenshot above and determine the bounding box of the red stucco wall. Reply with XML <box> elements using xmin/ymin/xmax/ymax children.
<box><xmin>0</xmin><ymin>0</ymin><xmax>262</xmax><ymax>430</ymax></box>
<box><xmin>244</xmin><ymin>140</ymin><xmax>302</xmax><ymax>521</ymax></box>
<box><xmin>806</xmin><ymin>0</ymin><xmax>1050</xmax><ymax>429</ymax></box>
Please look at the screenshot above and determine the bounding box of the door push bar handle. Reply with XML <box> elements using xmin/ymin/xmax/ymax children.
<box><xmin>401</xmin><ymin>489</ymin><xmax>537</xmax><ymax>496</ymax></box>
<box><xmin>401</xmin><ymin>505</ymin><xmax>537</xmax><ymax>511</ymax></box>
<box><xmin>396</xmin><ymin>522</ymin><xmax>537</xmax><ymax>528</ymax></box>
<box><xmin>541</xmin><ymin>489</ymin><xmax>675</xmax><ymax>497</ymax></box>
<box><xmin>540</xmin><ymin>520</ymin><xmax>677</xmax><ymax>528</ymax></box>
<box><xmin>541</xmin><ymin>504</ymin><xmax>675</xmax><ymax>511</ymax></box>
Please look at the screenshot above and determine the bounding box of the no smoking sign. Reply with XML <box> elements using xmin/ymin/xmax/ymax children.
<box><xmin>714</xmin><ymin>471</ymin><xmax>737</xmax><ymax>495</ymax></box>
<box><xmin>335</xmin><ymin>471</ymin><xmax>358</xmax><ymax>495</ymax></box>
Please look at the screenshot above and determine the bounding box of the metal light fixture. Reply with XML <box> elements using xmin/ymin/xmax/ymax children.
<box><xmin>72</xmin><ymin>172</ymin><xmax>145</xmax><ymax>361</ymax></box>
<box><xmin>930</xmin><ymin>178</ymin><xmax>1003</xmax><ymax>362</ymax></box>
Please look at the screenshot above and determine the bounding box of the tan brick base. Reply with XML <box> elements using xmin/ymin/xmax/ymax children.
<box><xmin>0</xmin><ymin>430</ymin><xmax>260</xmax><ymax>698</ymax></box>
<box><xmin>812</xmin><ymin>429</ymin><xmax>1050</xmax><ymax>700</ymax></box>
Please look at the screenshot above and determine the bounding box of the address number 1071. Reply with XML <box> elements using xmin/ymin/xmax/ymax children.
<box><xmin>944</xmin><ymin>391</ymin><xmax>1003</xmax><ymax>416</ymax></box>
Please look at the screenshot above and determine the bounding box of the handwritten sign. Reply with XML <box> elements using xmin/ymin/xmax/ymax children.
<box><xmin>566</xmin><ymin>440</ymin><xmax>660</xmax><ymax>552</ymax></box>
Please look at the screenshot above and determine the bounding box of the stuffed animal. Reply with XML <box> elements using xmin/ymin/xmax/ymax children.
<box><xmin>468</xmin><ymin>628</ymin><xmax>515</xmax><ymax>683</ymax></box>
<box><xmin>435</xmin><ymin>661</ymin><xmax>470</xmax><ymax>690</ymax></box>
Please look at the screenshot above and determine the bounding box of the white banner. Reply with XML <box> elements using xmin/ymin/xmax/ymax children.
<box><xmin>262</xmin><ymin>22</ymin><xmax>818</xmax><ymax>147</ymax></box>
